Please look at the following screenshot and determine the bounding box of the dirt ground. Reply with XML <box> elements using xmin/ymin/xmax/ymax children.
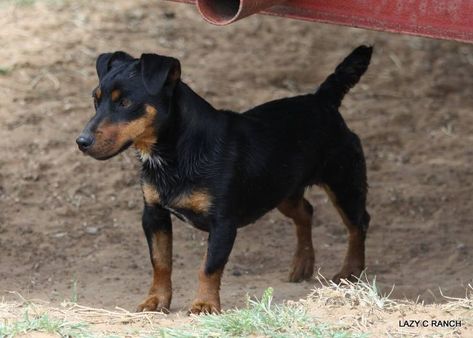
<box><xmin>1</xmin><ymin>0</ymin><xmax>473</xmax><ymax>314</ymax></box>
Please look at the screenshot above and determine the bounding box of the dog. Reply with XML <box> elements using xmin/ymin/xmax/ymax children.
<box><xmin>76</xmin><ymin>45</ymin><xmax>372</xmax><ymax>314</ymax></box>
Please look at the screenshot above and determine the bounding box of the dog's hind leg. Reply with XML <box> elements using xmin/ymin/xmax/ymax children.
<box><xmin>278</xmin><ymin>190</ymin><xmax>315</xmax><ymax>282</ymax></box>
<box><xmin>322</xmin><ymin>134</ymin><xmax>370</xmax><ymax>283</ymax></box>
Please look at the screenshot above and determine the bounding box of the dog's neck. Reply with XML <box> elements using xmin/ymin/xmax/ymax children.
<box><xmin>175</xmin><ymin>82</ymin><xmax>217</xmax><ymax>121</ymax></box>
<box><xmin>139</xmin><ymin>81</ymin><xmax>225</xmax><ymax>180</ymax></box>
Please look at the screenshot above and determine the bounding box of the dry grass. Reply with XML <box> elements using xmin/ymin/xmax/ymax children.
<box><xmin>304</xmin><ymin>273</ymin><xmax>472</xmax><ymax>337</ymax></box>
<box><xmin>1</xmin><ymin>275</ymin><xmax>472</xmax><ymax>337</ymax></box>
<box><xmin>0</xmin><ymin>292</ymin><xmax>186</xmax><ymax>337</ymax></box>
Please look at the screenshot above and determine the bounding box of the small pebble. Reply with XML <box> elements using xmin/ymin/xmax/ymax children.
<box><xmin>164</xmin><ymin>11</ymin><xmax>175</xmax><ymax>19</ymax></box>
<box><xmin>85</xmin><ymin>226</ymin><xmax>98</xmax><ymax>235</ymax></box>
<box><xmin>232</xmin><ymin>269</ymin><xmax>242</xmax><ymax>277</ymax></box>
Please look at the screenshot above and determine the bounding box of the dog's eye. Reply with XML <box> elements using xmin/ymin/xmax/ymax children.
<box><xmin>118</xmin><ymin>98</ymin><xmax>132</xmax><ymax>108</ymax></box>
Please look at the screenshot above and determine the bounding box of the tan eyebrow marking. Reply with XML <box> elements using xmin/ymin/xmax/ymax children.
<box><xmin>145</xmin><ymin>104</ymin><xmax>157</xmax><ymax>115</ymax></box>
<box><xmin>111</xmin><ymin>89</ymin><xmax>121</xmax><ymax>101</ymax></box>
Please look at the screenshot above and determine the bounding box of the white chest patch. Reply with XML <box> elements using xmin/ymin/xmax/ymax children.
<box><xmin>140</xmin><ymin>152</ymin><xmax>166</xmax><ymax>170</ymax></box>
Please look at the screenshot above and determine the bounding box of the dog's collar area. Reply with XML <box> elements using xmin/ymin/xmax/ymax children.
<box><xmin>139</xmin><ymin>151</ymin><xmax>151</xmax><ymax>162</ymax></box>
<box><xmin>139</xmin><ymin>151</ymin><xmax>167</xmax><ymax>170</ymax></box>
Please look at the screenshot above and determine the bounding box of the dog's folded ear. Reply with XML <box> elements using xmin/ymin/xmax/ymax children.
<box><xmin>140</xmin><ymin>54</ymin><xmax>181</xmax><ymax>96</ymax></box>
<box><xmin>96</xmin><ymin>51</ymin><xmax>134</xmax><ymax>80</ymax></box>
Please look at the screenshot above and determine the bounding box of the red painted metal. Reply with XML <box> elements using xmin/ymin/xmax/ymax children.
<box><xmin>167</xmin><ymin>0</ymin><xmax>473</xmax><ymax>43</ymax></box>
<box><xmin>197</xmin><ymin>0</ymin><xmax>286</xmax><ymax>25</ymax></box>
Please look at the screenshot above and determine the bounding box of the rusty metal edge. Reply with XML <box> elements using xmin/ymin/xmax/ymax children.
<box><xmin>166</xmin><ymin>0</ymin><xmax>473</xmax><ymax>43</ymax></box>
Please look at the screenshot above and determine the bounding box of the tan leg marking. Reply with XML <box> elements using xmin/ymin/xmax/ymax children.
<box><xmin>278</xmin><ymin>198</ymin><xmax>315</xmax><ymax>282</ymax></box>
<box><xmin>142</xmin><ymin>183</ymin><xmax>160</xmax><ymax>205</ymax></box>
<box><xmin>322</xmin><ymin>185</ymin><xmax>365</xmax><ymax>282</ymax></box>
<box><xmin>137</xmin><ymin>230</ymin><xmax>172</xmax><ymax>313</ymax></box>
<box><xmin>189</xmin><ymin>253</ymin><xmax>222</xmax><ymax>315</ymax></box>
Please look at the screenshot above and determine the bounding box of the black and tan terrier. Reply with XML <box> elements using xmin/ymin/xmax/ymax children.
<box><xmin>76</xmin><ymin>45</ymin><xmax>372</xmax><ymax>314</ymax></box>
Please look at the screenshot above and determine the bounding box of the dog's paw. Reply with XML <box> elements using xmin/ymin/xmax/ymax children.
<box><xmin>289</xmin><ymin>250</ymin><xmax>314</xmax><ymax>282</ymax></box>
<box><xmin>331</xmin><ymin>265</ymin><xmax>364</xmax><ymax>284</ymax></box>
<box><xmin>188</xmin><ymin>299</ymin><xmax>220</xmax><ymax>315</ymax></box>
<box><xmin>136</xmin><ymin>294</ymin><xmax>171</xmax><ymax>313</ymax></box>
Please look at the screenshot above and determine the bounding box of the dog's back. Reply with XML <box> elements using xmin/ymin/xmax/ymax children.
<box><xmin>234</xmin><ymin>46</ymin><xmax>373</xmax><ymax>191</ymax></box>
<box><xmin>243</xmin><ymin>45</ymin><xmax>372</xmax><ymax>120</ymax></box>
<box><xmin>220</xmin><ymin>46</ymin><xmax>372</xmax><ymax>288</ymax></box>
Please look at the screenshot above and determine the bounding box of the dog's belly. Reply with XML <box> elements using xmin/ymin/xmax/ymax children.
<box><xmin>164</xmin><ymin>202</ymin><xmax>273</xmax><ymax>231</ymax></box>
<box><xmin>227</xmin><ymin>195</ymin><xmax>283</xmax><ymax>228</ymax></box>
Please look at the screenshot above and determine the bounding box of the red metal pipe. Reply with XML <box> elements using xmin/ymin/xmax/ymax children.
<box><xmin>167</xmin><ymin>0</ymin><xmax>473</xmax><ymax>43</ymax></box>
<box><xmin>196</xmin><ymin>0</ymin><xmax>287</xmax><ymax>25</ymax></box>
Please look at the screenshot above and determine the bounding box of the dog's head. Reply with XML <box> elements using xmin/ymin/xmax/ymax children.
<box><xmin>76</xmin><ymin>51</ymin><xmax>180</xmax><ymax>160</ymax></box>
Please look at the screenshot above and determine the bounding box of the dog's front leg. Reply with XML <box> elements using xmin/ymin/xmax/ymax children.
<box><xmin>136</xmin><ymin>204</ymin><xmax>173</xmax><ymax>313</ymax></box>
<box><xmin>189</xmin><ymin>223</ymin><xmax>237</xmax><ymax>315</ymax></box>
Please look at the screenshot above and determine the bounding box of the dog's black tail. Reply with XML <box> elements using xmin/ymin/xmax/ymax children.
<box><xmin>315</xmin><ymin>45</ymin><xmax>373</xmax><ymax>108</ymax></box>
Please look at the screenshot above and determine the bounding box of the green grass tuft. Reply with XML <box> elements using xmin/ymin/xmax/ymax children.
<box><xmin>0</xmin><ymin>67</ymin><xmax>10</xmax><ymax>76</ymax></box>
<box><xmin>71</xmin><ymin>277</ymin><xmax>79</xmax><ymax>303</ymax></box>
<box><xmin>0</xmin><ymin>310</ymin><xmax>91</xmax><ymax>338</ymax></box>
<box><xmin>0</xmin><ymin>0</ymin><xmax>65</xmax><ymax>8</ymax></box>
<box><xmin>2</xmin><ymin>0</ymin><xmax>36</xmax><ymax>6</ymax></box>
<box><xmin>160</xmin><ymin>288</ymin><xmax>363</xmax><ymax>338</ymax></box>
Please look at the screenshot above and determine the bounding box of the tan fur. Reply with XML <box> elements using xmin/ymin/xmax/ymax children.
<box><xmin>95</xmin><ymin>87</ymin><xmax>101</xmax><ymax>99</ymax></box>
<box><xmin>278</xmin><ymin>198</ymin><xmax>314</xmax><ymax>282</ymax></box>
<box><xmin>173</xmin><ymin>189</ymin><xmax>212</xmax><ymax>214</ymax></box>
<box><xmin>137</xmin><ymin>230</ymin><xmax>172</xmax><ymax>312</ymax></box>
<box><xmin>189</xmin><ymin>252</ymin><xmax>222</xmax><ymax>314</ymax></box>
<box><xmin>142</xmin><ymin>183</ymin><xmax>160</xmax><ymax>205</ymax></box>
<box><xmin>134</xmin><ymin>105</ymin><xmax>158</xmax><ymax>156</ymax></box>
<box><xmin>322</xmin><ymin>184</ymin><xmax>365</xmax><ymax>278</ymax></box>
<box><xmin>322</xmin><ymin>184</ymin><xmax>353</xmax><ymax>230</ymax></box>
<box><xmin>93</xmin><ymin>104</ymin><xmax>157</xmax><ymax>157</ymax></box>
<box><xmin>145</xmin><ymin>104</ymin><xmax>157</xmax><ymax>115</ymax></box>
<box><xmin>111</xmin><ymin>89</ymin><xmax>121</xmax><ymax>101</ymax></box>
<box><xmin>152</xmin><ymin>231</ymin><xmax>172</xmax><ymax>270</ymax></box>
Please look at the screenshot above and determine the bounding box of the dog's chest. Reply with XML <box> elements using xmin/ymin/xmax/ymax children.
<box><xmin>163</xmin><ymin>205</ymin><xmax>192</xmax><ymax>223</ymax></box>
<box><xmin>162</xmin><ymin>198</ymin><xmax>211</xmax><ymax>231</ymax></box>
<box><xmin>141</xmin><ymin>154</ymin><xmax>213</xmax><ymax>230</ymax></box>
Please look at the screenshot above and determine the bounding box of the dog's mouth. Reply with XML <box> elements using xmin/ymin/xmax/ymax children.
<box><xmin>78</xmin><ymin>112</ymin><xmax>156</xmax><ymax>161</ymax></box>
<box><xmin>80</xmin><ymin>140</ymin><xmax>133</xmax><ymax>161</ymax></box>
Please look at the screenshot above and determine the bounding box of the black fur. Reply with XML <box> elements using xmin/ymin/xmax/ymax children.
<box><xmin>77</xmin><ymin>45</ymin><xmax>373</xmax><ymax>310</ymax></box>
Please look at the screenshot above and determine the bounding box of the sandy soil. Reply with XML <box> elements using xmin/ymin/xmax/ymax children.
<box><xmin>2</xmin><ymin>280</ymin><xmax>471</xmax><ymax>337</ymax></box>
<box><xmin>1</xmin><ymin>0</ymin><xmax>473</xmax><ymax>314</ymax></box>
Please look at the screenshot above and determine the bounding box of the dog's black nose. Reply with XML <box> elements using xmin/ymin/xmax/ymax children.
<box><xmin>76</xmin><ymin>135</ymin><xmax>94</xmax><ymax>151</ymax></box>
